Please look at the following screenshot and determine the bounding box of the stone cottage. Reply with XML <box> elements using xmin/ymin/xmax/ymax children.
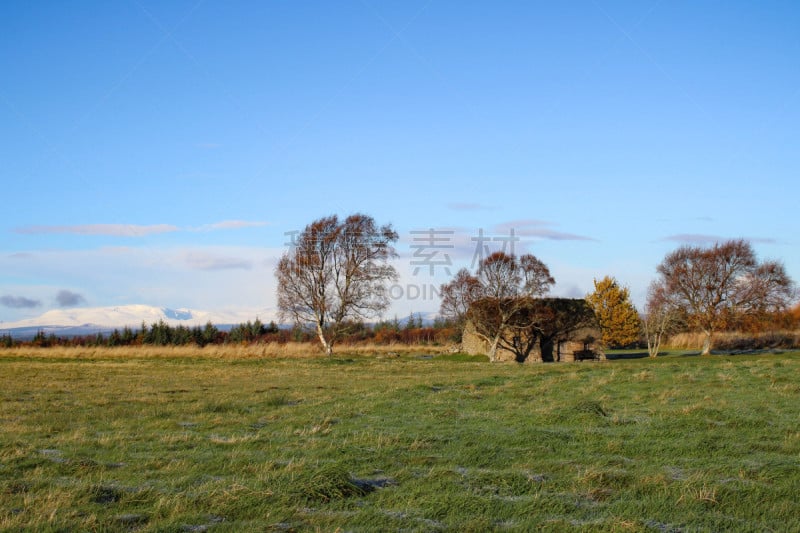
<box><xmin>461</xmin><ymin>297</ymin><xmax>605</xmax><ymax>363</ymax></box>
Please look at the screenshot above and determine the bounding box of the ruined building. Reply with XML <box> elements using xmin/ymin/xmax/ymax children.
<box><xmin>461</xmin><ymin>297</ymin><xmax>605</xmax><ymax>363</ymax></box>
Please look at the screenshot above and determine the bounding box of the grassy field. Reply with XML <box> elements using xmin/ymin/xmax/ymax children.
<box><xmin>1</xmin><ymin>348</ymin><xmax>799</xmax><ymax>532</ymax></box>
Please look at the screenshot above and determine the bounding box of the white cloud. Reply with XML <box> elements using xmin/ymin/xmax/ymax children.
<box><xmin>0</xmin><ymin>245</ymin><xmax>282</xmax><ymax>322</ymax></box>
<box><xmin>14</xmin><ymin>220</ymin><xmax>269</xmax><ymax>238</ymax></box>
<box><xmin>661</xmin><ymin>234</ymin><xmax>777</xmax><ymax>245</ymax></box>
<box><xmin>183</xmin><ymin>252</ymin><xmax>253</xmax><ymax>271</ymax></box>
<box><xmin>660</xmin><ymin>233</ymin><xmax>722</xmax><ymax>244</ymax></box>
<box><xmin>492</xmin><ymin>219</ymin><xmax>596</xmax><ymax>242</ymax></box>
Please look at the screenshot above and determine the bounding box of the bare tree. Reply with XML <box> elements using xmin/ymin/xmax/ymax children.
<box><xmin>276</xmin><ymin>214</ymin><xmax>398</xmax><ymax>356</ymax></box>
<box><xmin>467</xmin><ymin>297</ymin><xmax>536</xmax><ymax>362</ymax></box>
<box><xmin>465</xmin><ymin>252</ymin><xmax>555</xmax><ymax>362</ymax></box>
<box><xmin>533</xmin><ymin>298</ymin><xmax>599</xmax><ymax>361</ymax></box>
<box><xmin>655</xmin><ymin>239</ymin><xmax>795</xmax><ymax>355</ymax></box>
<box><xmin>641</xmin><ymin>281</ymin><xmax>680</xmax><ymax>358</ymax></box>
<box><xmin>439</xmin><ymin>268</ymin><xmax>483</xmax><ymax>327</ymax></box>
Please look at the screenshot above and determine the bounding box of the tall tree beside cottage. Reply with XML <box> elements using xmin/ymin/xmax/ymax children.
<box><xmin>275</xmin><ymin>214</ymin><xmax>398</xmax><ymax>356</ymax></box>
<box><xmin>439</xmin><ymin>267</ymin><xmax>484</xmax><ymax>327</ymax></box>
<box><xmin>444</xmin><ymin>252</ymin><xmax>555</xmax><ymax>362</ymax></box>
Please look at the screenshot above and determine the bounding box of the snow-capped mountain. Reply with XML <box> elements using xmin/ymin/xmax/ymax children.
<box><xmin>0</xmin><ymin>304</ymin><xmax>277</xmax><ymax>337</ymax></box>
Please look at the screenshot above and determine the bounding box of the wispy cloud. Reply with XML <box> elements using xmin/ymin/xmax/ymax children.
<box><xmin>193</xmin><ymin>220</ymin><xmax>269</xmax><ymax>231</ymax></box>
<box><xmin>446</xmin><ymin>202</ymin><xmax>494</xmax><ymax>211</ymax></box>
<box><xmin>661</xmin><ymin>233</ymin><xmax>722</xmax><ymax>244</ymax></box>
<box><xmin>16</xmin><ymin>224</ymin><xmax>179</xmax><ymax>237</ymax></box>
<box><xmin>398</xmin><ymin>226</ymin><xmax>467</xmax><ymax>244</ymax></box>
<box><xmin>183</xmin><ymin>252</ymin><xmax>253</xmax><ymax>271</ymax></box>
<box><xmin>1</xmin><ymin>295</ymin><xmax>42</xmax><ymax>309</ymax></box>
<box><xmin>661</xmin><ymin>234</ymin><xmax>777</xmax><ymax>244</ymax></box>
<box><xmin>492</xmin><ymin>219</ymin><xmax>596</xmax><ymax>241</ymax></box>
<box><xmin>14</xmin><ymin>220</ymin><xmax>269</xmax><ymax>237</ymax></box>
<box><xmin>395</xmin><ymin>221</ymin><xmax>594</xmax><ymax>266</ymax></box>
<box><xmin>56</xmin><ymin>289</ymin><xmax>86</xmax><ymax>307</ymax></box>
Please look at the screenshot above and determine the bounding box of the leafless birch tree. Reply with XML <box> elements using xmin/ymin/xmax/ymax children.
<box><xmin>276</xmin><ymin>214</ymin><xmax>398</xmax><ymax>356</ymax></box>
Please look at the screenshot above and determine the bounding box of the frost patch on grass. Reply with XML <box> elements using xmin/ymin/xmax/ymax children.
<box><xmin>89</xmin><ymin>484</ymin><xmax>124</xmax><ymax>504</ymax></box>
<box><xmin>267</xmin><ymin>522</ymin><xmax>297</xmax><ymax>531</ymax></box>
<box><xmin>525</xmin><ymin>472</ymin><xmax>547</xmax><ymax>483</ymax></box>
<box><xmin>291</xmin><ymin>465</ymin><xmax>396</xmax><ymax>503</ymax></box>
<box><xmin>644</xmin><ymin>518</ymin><xmax>685</xmax><ymax>532</ymax></box>
<box><xmin>352</xmin><ymin>475</ymin><xmax>398</xmax><ymax>490</ymax></box>
<box><xmin>182</xmin><ymin>515</ymin><xmax>225</xmax><ymax>531</ymax></box>
<box><xmin>381</xmin><ymin>510</ymin><xmax>445</xmax><ymax>530</ymax></box>
<box><xmin>208</xmin><ymin>433</ymin><xmax>259</xmax><ymax>444</ymax></box>
<box><xmin>664</xmin><ymin>466</ymin><xmax>687</xmax><ymax>481</ymax></box>
<box><xmin>38</xmin><ymin>448</ymin><xmax>68</xmax><ymax>463</ymax></box>
<box><xmin>114</xmin><ymin>513</ymin><xmax>148</xmax><ymax>526</ymax></box>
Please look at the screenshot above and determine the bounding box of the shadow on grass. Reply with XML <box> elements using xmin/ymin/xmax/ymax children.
<box><xmin>605</xmin><ymin>351</ymin><xmax>650</xmax><ymax>360</ymax></box>
<box><xmin>434</xmin><ymin>353</ymin><xmax>490</xmax><ymax>363</ymax></box>
<box><xmin>605</xmin><ymin>350</ymin><xmax>702</xmax><ymax>360</ymax></box>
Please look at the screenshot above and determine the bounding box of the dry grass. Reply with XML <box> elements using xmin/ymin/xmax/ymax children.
<box><xmin>0</xmin><ymin>342</ymin><xmax>453</xmax><ymax>360</ymax></box>
<box><xmin>668</xmin><ymin>330</ymin><xmax>800</xmax><ymax>351</ymax></box>
<box><xmin>667</xmin><ymin>332</ymin><xmax>708</xmax><ymax>350</ymax></box>
<box><xmin>1</xmin><ymin>350</ymin><xmax>799</xmax><ymax>530</ymax></box>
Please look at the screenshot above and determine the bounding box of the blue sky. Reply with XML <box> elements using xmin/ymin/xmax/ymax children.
<box><xmin>1</xmin><ymin>1</ymin><xmax>799</xmax><ymax>323</ymax></box>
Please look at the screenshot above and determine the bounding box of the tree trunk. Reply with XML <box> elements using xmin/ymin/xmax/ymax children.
<box><xmin>487</xmin><ymin>335</ymin><xmax>501</xmax><ymax>362</ymax></box>
<box><xmin>646</xmin><ymin>327</ymin><xmax>661</xmax><ymax>358</ymax></box>
<box><xmin>647</xmin><ymin>335</ymin><xmax>660</xmax><ymax>358</ymax></box>
<box><xmin>316</xmin><ymin>322</ymin><xmax>333</xmax><ymax>356</ymax></box>
<box><xmin>700</xmin><ymin>330</ymin><xmax>712</xmax><ymax>356</ymax></box>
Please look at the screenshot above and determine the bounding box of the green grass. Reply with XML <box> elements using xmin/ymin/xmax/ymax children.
<box><xmin>1</xmin><ymin>350</ymin><xmax>799</xmax><ymax>531</ymax></box>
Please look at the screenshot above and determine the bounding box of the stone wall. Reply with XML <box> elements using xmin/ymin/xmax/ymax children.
<box><xmin>461</xmin><ymin>299</ymin><xmax>605</xmax><ymax>363</ymax></box>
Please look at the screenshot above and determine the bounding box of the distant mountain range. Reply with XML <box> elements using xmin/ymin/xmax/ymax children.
<box><xmin>0</xmin><ymin>304</ymin><xmax>278</xmax><ymax>339</ymax></box>
<box><xmin>0</xmin><ymin>305</ymin><xmax>441</xmax><ymax>339</ymax></box>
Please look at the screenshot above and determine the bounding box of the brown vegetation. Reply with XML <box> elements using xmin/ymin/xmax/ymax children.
<box><xmin>0</xmin><ymin>341</ymin><xmax>454</xmax><ymax>360</ymax></box>
<box><xmin>667</xmin><ymin>330</ymin><xmax>800</xmax><ymax>352</ymax></box>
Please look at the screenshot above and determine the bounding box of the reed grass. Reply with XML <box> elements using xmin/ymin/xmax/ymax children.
<box><xmin>0</xmin><ymin>341</ymin><xmax>453</xmax><ymax>360</ymax></box>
